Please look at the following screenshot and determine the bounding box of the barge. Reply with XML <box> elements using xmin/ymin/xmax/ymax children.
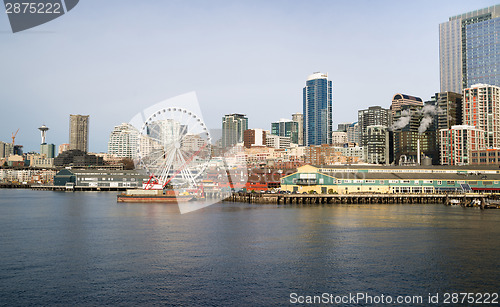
<box><xmin>117</xmin><ymin>189</ymin><xmax>193</xmax><ymax>203</ymax></box>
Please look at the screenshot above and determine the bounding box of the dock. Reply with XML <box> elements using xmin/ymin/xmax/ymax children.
<box><xmin>0</xmin><ymin>183</ymin><xmax>31</xmax><ymax>189</ymax></box>
<box><xmin>30</xmin><ymin>185</ymin><xmax>129</xmax><ymax>192</ymax></box>
<box><xmin>226</xmin><ymin>192</ymin><xmax>492</xmax><ymax>205</ymax></box>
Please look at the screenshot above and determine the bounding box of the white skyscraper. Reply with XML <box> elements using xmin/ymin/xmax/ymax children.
<box><xmin>108</xmin><ymin>123</ymin><xmax>140</xmax><ymax>158</ymax></box>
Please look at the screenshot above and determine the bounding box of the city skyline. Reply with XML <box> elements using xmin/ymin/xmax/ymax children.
<box><xmin>1</xmin><ymin>1</ymin><xmax>499</xmax><ymax>153</ymax></box>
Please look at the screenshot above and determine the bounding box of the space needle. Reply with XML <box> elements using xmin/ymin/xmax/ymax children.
<box><xmin>38</xmin><ymin>125</ymin><xmax>49</xmax><ymax>144</ymax></box>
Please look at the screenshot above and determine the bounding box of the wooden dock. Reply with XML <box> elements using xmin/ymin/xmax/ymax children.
<box><xmin>225</xmin><ymin>193</ymin><xmax>489</xmax><ymax>205</ymax></box>
<box><xmin>0</xmin><ymin>183</ymin><xmax>31</xmax><ymax>189</ymax></box>
<box><xmin>30</xmin><ymin>185</ymin><xmax>129</xmax><ymax>192</ymax></box>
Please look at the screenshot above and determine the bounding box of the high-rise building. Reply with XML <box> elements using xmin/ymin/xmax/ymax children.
<box><xmin>439</xmin><ymin>5</ymin><xmax>500</xmax><ymax>93</ymax></box>
<box><xmin>303</xmin><ymin>72</ymin><xmax>332</xmax><ymax>146</ymax></box>
<box><xmin>440</xmin><ymin>125</ymin><xmax>485</xmax><ymax>165</ymax></box>
<box><xmin>390</xmin><ymin>94</ymin><xmax>423</xmax><ymax>117</ymax></box>
<box><xmin>463</xmin><ymin>84</ymin><xmax>500</xmax><ymax>148</ymax></box>
<box><xmin>40</xmin><ymin>144</ymin><xmax>56</xmax><ymax>159</ymax></box>
<box><xmin>291</xmin><ymin>113</ymin><xmax>304</xmax><ymax>146</ymax></box>
<box><xmin>358</xmin><ymin>106</ymin><xmax>391</xmax><ymax>146</ymax></box>
<box><xmin>243</xmin><ymin>129</ymin><xmax>266</xmax><ymax>148</ymax></box>
<box><xmin>365</xmin><ymin>125</ymin><xmax>391</xmax><ymax>165</ymax></box>
<box><xmin>392</xmin><ymin>104</ymin><xmax>438</xmax><ymax>165</ymax></box>
<box><xmin>13</xmin><ymin>145</ymin><xmax>23</xmax><ymax>156</ymax></box>
<box><xmin>423</xmin><ymin>93</ymin><xmax>462</xmax><ymax>165</ymax></box>
<box><xmin>433</xmin><ymin>92</ymin><xmax>463</xmax><ymax>131</ymax></box>
<box><xmin>69</xmin><ymin>114</ymin><xmax>89</xmax><ymax>152</ymax></box>
<box><xmin>346</xmin><ymin>122</ymin><xmax>360</xmax><ymax>145</ymax></box>
<box><xmin>337</xmin><ymin>123</ymin><xmax>351</xmax><ymax>133</ymax></box>
<box><xmin>108</xmin><ymin>123</ymin><xmax>140</xmax><ymax>159</ymax></box>
<box><xmin>222</xmin><ymin>113</ymin><xmax>248</xmax><ymax>148</ymax></box>
<box><xmin>0</xmin><ymin>141</ymin><xmax>14</xmax><ymax>159</ymax></box>
<box><xmin>271</xmin><ymin>119</ymin><xmax>299</xmax><ymax>144</ymax></box>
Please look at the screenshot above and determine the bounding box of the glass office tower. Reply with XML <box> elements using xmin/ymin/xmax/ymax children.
<box><xmin>221</xmin><ymin>113</ymin><xmax>248</xmax><ymax>148</ymax></box>
<box><xmin>303</xmin><ymin>72</ymin><xmax>332</xmax><ymax>146</ymax></box>
<box><xmin>439</xmin><ymin>5</ymin><xmax>500</xmax><ymax>93</ymax></box>
<box><xmin>271</xmin><ymin>119</ymin><xmax>299</xmax><ymax>144</ymax></box>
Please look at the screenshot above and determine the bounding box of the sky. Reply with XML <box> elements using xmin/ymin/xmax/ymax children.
<box><xmin>1</xmin><ymin>0</ymin><xmax>499</xmax><ymax>153</ymax></box>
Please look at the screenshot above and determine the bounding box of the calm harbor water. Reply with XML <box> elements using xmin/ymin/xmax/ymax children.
<box><xmin>1</xmin><ymin>190</ymin><xmax>500</xmax><ymax>306</ymax></box>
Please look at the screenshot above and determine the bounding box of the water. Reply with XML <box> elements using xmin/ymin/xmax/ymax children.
<box><xmin>1</xmin><ymin>190</ymin><xmax>500</xmax><ymax>306</ymax></box>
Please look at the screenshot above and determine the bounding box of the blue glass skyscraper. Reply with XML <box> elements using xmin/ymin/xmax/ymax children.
<box><xmin>303</xmin><ymin>72</ymin><xmax>332</xmax><ymax>146</ymax></box>
<box><xmin>439</xmin><ymin>5</ymin><xmax>500</xmax><ymax>93</ymax></box>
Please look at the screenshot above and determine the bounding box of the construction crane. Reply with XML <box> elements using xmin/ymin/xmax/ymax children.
<box><xmin>11</xmin><ymin>129</ymin><xmax>19</xmax><ymax>145</ymax></box>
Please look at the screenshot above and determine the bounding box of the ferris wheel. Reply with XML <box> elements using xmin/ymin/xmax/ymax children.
<box><xmin>136</xmin><ymin>107</ymin><xmax>212</xmax><ymax>189</ymax></box>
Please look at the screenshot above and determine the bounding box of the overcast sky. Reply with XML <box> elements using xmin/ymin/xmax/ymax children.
<box><xmin>1</xmin><ymin>0</ymin><xmax>499</xmax><ymax>153</ymax></box>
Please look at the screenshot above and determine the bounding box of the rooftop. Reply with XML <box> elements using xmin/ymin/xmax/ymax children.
<box><xmin>313</xmin><ymin>164</ymin><xmax>500</xmax><ymax>171</ymax></box>
<box><xmin>449</xmin><ymin>4</ymin><xmax>500</xmax><ymax>21</ymax></box>
<box><xmin>392</xmin><ymin>94</ymin><xmax>423</xmax><ymax>102</ymax></box>
<box><xmin>307</xmin><ymin>72</ymin><xmax>328</xmax><ymax>81</ymax></box>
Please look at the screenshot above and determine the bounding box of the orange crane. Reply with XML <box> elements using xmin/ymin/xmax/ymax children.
<box><xmin>11</xmin><ymin>129</ymin><xmax>19</xmax><ymax>145</ymax></box>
